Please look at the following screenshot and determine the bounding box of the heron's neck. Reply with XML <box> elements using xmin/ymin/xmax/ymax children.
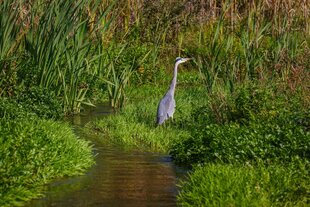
<box><xmin>169</xmin><ymin>62</ymin><xmax>179</xmax><ymax>95</ymax></box>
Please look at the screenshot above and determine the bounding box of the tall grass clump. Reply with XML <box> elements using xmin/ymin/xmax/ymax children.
<box><xmin>0</xmin><ymin>0</ymin><xmax>118</xmax><ymax>113</ymax></box>
<box><xmin>178</xmin><ymin>162</ymin><xmax>309</xmax><ymax>207</ymax></box>
<box><xmin>0</xmin><ymin>99</ymin><xmax>94</xmax><ymax>206</ymax></box>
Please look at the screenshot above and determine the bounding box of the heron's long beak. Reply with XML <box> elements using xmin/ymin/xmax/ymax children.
<box><xmin>184</xmin><ymin>58</ymin><xmax>193</xmax><ymax>61</ymax></box>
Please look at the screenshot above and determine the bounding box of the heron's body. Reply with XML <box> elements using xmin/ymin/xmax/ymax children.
<box><xmin>157</xmin><ymin>88</ymin><xmax>176</xmax><ymax>125</ymax></box>
<box><xmin>156</xmin><ymin>57</ymin><xmax>191</xmax><ymax>125</ymax></box>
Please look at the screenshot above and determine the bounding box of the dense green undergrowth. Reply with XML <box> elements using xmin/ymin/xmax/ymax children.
<box><xmin>171</xmin><ymin>84</ymin><xmax>309</xmax><ymax>165</ymax></box>
<box><xmin>0</xmin><ymin>99</ymin><xmax>94</xmax><ymax>206</ymax></box>
<box><xmin>171</xmin><ymin>121</ymin><xmax>309</xmax><ymax>165</ymax></box>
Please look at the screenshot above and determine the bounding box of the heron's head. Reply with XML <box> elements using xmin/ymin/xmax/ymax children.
<box><xmin>175</xmin><ymin>57</ymin><xmax>192</xmax><ymax>64</ymax></box>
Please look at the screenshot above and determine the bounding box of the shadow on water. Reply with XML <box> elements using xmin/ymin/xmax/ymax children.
<box><xmin>25</xmin><ymin>103</ymin><xmax>188</xmax><ymax>207</ymax></box>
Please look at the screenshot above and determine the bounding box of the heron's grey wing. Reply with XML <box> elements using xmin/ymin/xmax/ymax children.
<box><xmin>157</xmin><ymin>94</ymin><xmax>173</xmax><ymax>125</ymax></box>
<box><xmin>167</xmin><ymin>98</ymin><xmax>176</xmax><ymax>118</ymax></box>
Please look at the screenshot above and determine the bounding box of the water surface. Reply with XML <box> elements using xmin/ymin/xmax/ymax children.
<box><xmin>25</xmin><ymin>104</ymin><xmax>186</xmax><ymax>207</ymax></box>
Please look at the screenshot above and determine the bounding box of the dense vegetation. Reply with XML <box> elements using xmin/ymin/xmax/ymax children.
<box><xmin>1</xmin><ymin>0</ymin><xmax>309</xmax><ymax>206</ymax></box>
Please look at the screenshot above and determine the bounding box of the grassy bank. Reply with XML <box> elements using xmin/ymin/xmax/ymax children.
<box><xmin>0</xmin><ymin>99</ymin><xmax>94</xmax><ymax>206</ymax></box>
<box><xmin>178</xmin><ymin>162</ymin><xmax>309</xmax><ymax>206</ymax></box>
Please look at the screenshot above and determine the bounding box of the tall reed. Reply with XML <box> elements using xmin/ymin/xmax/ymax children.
<box><xmin>240</xmin><ymin>10</ymin><xmax>270</xmax><ymax>80</ymax></box>
<box><xmin>96</xmin><ymin>40</ymin><xmax>152</xmax><ymax>109</ymax></box>
<box><xmin>196</xmin><ymin>10</ymin><xmax>235</xmax><ymax>93</ymax></box>
<box><xmin>24</xmin><ymin>0</ymin><xmax>114</xmax><ymax>113</ymax></box>
<box><xmin>185</xmin><ymin>0</ymin><xmax>309</xmax><ymax>93</ymax></box>
<box><xmin>100</xmin><ymin>43</ymin><xmax>133</xmax><ymax>109</ymax></box>
<box><xmin>0</xmin><ymin>0</ymin><xmax>23</xmax><ymax>96</ymax></box>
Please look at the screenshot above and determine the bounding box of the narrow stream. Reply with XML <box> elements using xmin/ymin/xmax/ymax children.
<box><xmin>25</xmin><ymin>104</ymin><xmax>187</xmax><ymax>207</ymax></box>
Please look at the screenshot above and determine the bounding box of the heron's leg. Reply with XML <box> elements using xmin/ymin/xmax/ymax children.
<box><xmin>166</xmin><ymin>117</ymin><xmax>174</xmax><ymax>128</ymax></box>
<box><xmin>161</xmin><ymin>120</ymin><xmax>168</xmax><ymax>128</ymax></box>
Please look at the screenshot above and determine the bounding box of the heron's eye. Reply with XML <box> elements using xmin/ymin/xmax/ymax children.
<box><xmin>175</xmin><ymin>57</ymin><xmax>182</xmax><ymax>62</ymax></box>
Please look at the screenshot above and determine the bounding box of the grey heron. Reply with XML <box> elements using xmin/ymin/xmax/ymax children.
<box><xmin>156</xmin><ymin>57</ymin><xmax>192</xmax><ymax>125</ymax></box>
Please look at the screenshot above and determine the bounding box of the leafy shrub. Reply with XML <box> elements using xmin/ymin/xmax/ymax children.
<box><xmin>170</xmin><ymin>82</ymin><xmax>309</xmax><ymax>206</ymax></box>
<box><xmin>191</xmin><ymin>83</ymin><xmax>281</xmax><ymax>126</ymax></box>
<box><xmin>171</xmin><ymin>83</ymin><xmax>310</xmax><ymax>165</ymax></box>
<box><xmin>1</xmin><ymin>87</ymin><xmax>63</xmax><ymax>120</ymax></box>
<box><xmin>171</xmin><ymin>121</ymin><xmax>309</xmax><ymax>165</ymax></box>
<box><xmin>230</xmin><ymin>84</ymin><xmax>275</xmax><ymax>123</ymax></box>
<box><xmin>178</xmin><ymin>162</ymin><xmax>310</xmax><ymax>207</ymax></box>
<box><xmin>0</xmin><ymin>62</ymin><xmax>17</xmax><ymax>97</ymax></box>
<box><xmin>16</xmin><ymin>86</ymin><xmax>63</xmax><ymax>119</ymax></box>
<box><xmin>0</xmin><ymin>98</ymin><xmax>30</xmax><ymax>119</ymax></box>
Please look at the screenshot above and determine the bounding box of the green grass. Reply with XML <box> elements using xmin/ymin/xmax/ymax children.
<box><xmin>0</xmin><ymin>101</ymin><xmax>94</xmax><ymax>206</ymax></box>
<box><xmin>178</xmin><ymin>162</ymin><xmax>309</xmax><ymax>207</ymax></box>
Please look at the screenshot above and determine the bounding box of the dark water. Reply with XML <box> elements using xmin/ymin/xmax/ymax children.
<box><xmin>25</xmin><ymin>104</ymin><xmax>187</xmax><ymax>207</ymax></box>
